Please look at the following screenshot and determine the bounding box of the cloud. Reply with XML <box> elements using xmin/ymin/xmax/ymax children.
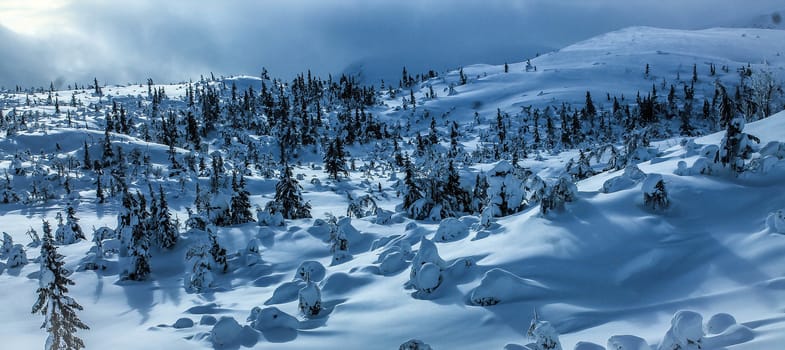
<box><xmin>0</xmin><ymin>0</ymin><xmax>782</xmax><ymax>88</ymax></box>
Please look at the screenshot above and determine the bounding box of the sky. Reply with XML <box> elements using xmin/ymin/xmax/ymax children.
<box><xmin>0</xmin><ymin>0</ymin><xmax>783</xmax><ymax>89</ymax></box>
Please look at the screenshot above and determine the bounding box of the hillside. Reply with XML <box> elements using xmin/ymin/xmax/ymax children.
<box><xmin>1</xmin><ymin>26</ymin><xmax>785</xmax><ymax>350</ymax></box>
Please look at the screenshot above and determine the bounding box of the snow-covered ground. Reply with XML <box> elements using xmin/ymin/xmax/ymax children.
<box><xmin>1</xmin><ymin>26</ymin><xmax>785</xmax><ymax>350</ymax></box>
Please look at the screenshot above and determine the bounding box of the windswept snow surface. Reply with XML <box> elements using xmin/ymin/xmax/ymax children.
<box><xmin>1</xmin><ymin>26</ymin><xmax>785</xmax><ymax>349</ymax></box>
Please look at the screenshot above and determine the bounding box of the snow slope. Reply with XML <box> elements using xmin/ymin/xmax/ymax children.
<box><xmin>1</xmin><ymin>26</ymin><xmax>785</xmax><ymax>350</ymax></box>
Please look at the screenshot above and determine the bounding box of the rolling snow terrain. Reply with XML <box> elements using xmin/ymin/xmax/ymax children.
<box><xmin>1</xmin><ymin>26</ymin><xmax>785</xmax><ymax>350</ymax></box>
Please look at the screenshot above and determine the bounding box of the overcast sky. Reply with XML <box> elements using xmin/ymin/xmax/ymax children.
<box><xmin>0</xmin><ymin>0</ymin><xmax>783</xmax><ymax>88</ymax></box>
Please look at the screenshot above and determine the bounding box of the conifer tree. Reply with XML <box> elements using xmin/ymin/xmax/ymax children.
<box><xmin>32</xmin><ymin>220</ymin><xmax>89</xmax><ymax>350</ymax></box>
<box><xmin>266</xmin><ymin>165</ymin><xmax>311</xmax><ymax>219</ymax></box>
<box><xmin>402</xmin><ymin>157</ymin><xmax>422</xmax><ymax>211</ymax></box>
<box><xmin>156</xmin><ymin>186</ymin><xmax>178</xmax><ymax>249</ymax></box>
<box><xmin>324</xmin><ymin>137</ymin><xmax>349</xmax><ymax>181</ymax></box>
<box><xmin>125</xmin><ymin>192</ymin><xmax>151</xmax><ymax>281</ymax></box>
<box><xmin>230</xmin><ymin>173</ymin><xmax>254</xmax><ymax>224</ymax></box>
<box><xmin>82</xmin><ymin>142</ymin><xmax>91</xmax><ymax>170</ymax></box>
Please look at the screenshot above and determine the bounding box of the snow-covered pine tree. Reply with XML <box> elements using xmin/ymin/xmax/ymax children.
<box><xmin>184</xmin><ymin>243</ymin><xmax>213</xmax><ymax>293</ymax></box>
<box><xmin>7</xmin><ymin>243</ymin><xmax>28</xmax><ymax>268</ymax></box>
<box><xmin>324</xmin><ymin>137</ymin><xmax>348</xmax><ymax>181</ymax></box>
<box><xmin>125</xmin><ymin>193</ymin><xmax>151</xmax><ymax>280</ymax></box>
<box><xmin>442</xmin><ymin>160</ymin><xmax>469</xmax><ymax>215</ymax></box>
<box><xmin>719</xmin><ymin>116</ymin><xmax>760</xmax><ymax>174</ymax></box>
<box><xmin>156</xmin><ymin>185</ymin><xmax>178</xmax><ymax>249</ymax></box>
<box><xmin>230</xmin><ymin>172</ymin><xmax>254</xmax><ymax>224</ymax></box>
<box><xmin>1</xmin><ymin>231</ymin><xmax>12</xmax><ymax>257</ymax></box>
<box><xmin>32</xmin><ymin>220</ymin><xmax>89</xmax><ymax>350</ymax></box>
<box><xmin>541</xmin><ymin>176</ymin><xmax>577</xmax><ymax>215</ymax></box>
<box><xmin>207</xmin><ymin>225</ymin><xmax>228</xmax><ymax>273</ymax></box>
<box><xmin>57</xmin><ymin>204</ymin><xmax>85</xmax><ymax>245</ymax></box>
<box><xmin>526</xmin><ymin>312</ymin><xmax>562</xmax><ymax>350</ymax></box>
<box><xmin>298</xmin><ymin>279</ymin><xmax>323</xmax><ymax>318</ymax></box>
<box><xmin>568</xmin><ymin>150</ymin><xmax>594</xmax><ymax>181</ymax></box>
<box><xmin>266</xmin><ymin>164</ymin><xmax>311</xmax><ymax>220</ymax></box>
<box><xmin>82</xmin><ymin>141</ymin><xmax>91</xmax><ymax>170</ymax></box>
<box><xmin>402</xmin><ymin>157</ymin><xmax>424</xmax><ymax>217</ymax></box>
<box><xmin>643</xmin><ymin>175</ymin><xmax>669</xmax><ymax>211</ymax></box>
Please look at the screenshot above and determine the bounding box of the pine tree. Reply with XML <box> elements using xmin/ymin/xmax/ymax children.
<box><xmin>156</xmin><ymin>186</ymin><xmax>178</xmax><ymax>249</ymax></box>
<box><xmin>584</xmin><ymin>91</ymin><xmax>596</xmax><ymax>118</ymax></box>
<box><xmin>402</xmin><ymin>157</ymin><xmax>422</xmax><ymax>211</ymax></box>
<box><xmin>32</xmin><ymin>220</ymin><xmax>89</xmax><ymax>350</ymax></box>
<box><xmin>266</xmin><ymin>165</ymin><xmax>311</xmax><ymax>219</ymax></box>
<box><xmin>208</xmin><ymin>227</ymin><xmax>228</xmax><ymax>273</ymax></box>
<box><xmin>63</xmin><ymin>204</ymin><xmax>85</xmax><ymax>243</ymax></box>
<box><xmin>125</xmin><ymin>193</ymin><xmax>151</xmax><ymax>281</ymax></box>
<box><xmin>101</xmin><ymin>129</ymin><xmax>113</xmax><ymax>167</ymax></box>
<box><xmin>324</xmin><ymin>137</ymin><xmax>348</xmax><ymax>181</ymax></box>
<box><xmin>185</xmin><ymin>111</ymin><xmax>201</xmax><ymax>149</ymax></box>
<box><xmin>95</xmin><ymin>175</ymin><xmax>105</xmax><ymax>204</ymax></box>
<box><xmin>644</xmin><ymin>178</ymin><xmax>669</xmax><ymax>211</ymax></box>
<box><xmin>230</xmin><ymin>173</ymin><xmax>254</xmax><ymax>224</ymax></box>
<box><xmin>184</xmin><ymin>244</ymin><xmax>213</xmax><ymax>293</ymax></box>
<box><xmin>443</xmin><ymin>160</ymin><xmax>468</xmax><ymax>214</ymax></box>
<box><xmin>82</xmin><ymin>142</ymin><xmax>91</xmax><ymax>170</ymax></box>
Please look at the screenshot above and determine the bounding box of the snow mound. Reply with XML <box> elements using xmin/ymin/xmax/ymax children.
<box><xmin>767</xmin><ymin>209</ymin><xmax>785</xmax><ymax>234</ymax></box>
<box><xmin>658</xmin><ymin>310</ymin><xmax>703</xmax><ymax>350</ymax></box>
<box><xmin>173</xmin><ymin>318</ymin><xmax>194</xmax><ymax>329</ymax></box>
<box><xmin>295</xmin><ymin>260</ymin><xmax>326</xmax><ymax>282</ymax></box>
<box><xmin>574</xmin><ymin>341</ymin><xmax>606</xmax><ymax>350</ymax></box>
<box><xmin>415</xmin><ymin>263</ymin><xmax>441</xmax><ymax>292</ymax></box>
<box><xmin>706</xmin><ymin>313</ymin><xmax>736</xmax><ymax>335</ymax></box>
<box><xmin>210</xmin><ymin>317</ymin><xmax>257</xmax><ymax>349</ymax></box>
<box><xmin>399</xmin><ymin>339</ymin><xmax>433</xmax><ymax>350</ymax></box>
<box><xmin>374</xmin><ymin>237</ymin><xmax>413</xmax><ymax>274</ymax></box>
<box><xmin>434</xmin><ymin>217</ymin><xmax>469</xmax><ymax>242</ymax></box>
<box><xmin>247</xmin><ymin>306</ymin><xmax>299</xmax><ymax>331</ymax></box>
<box><xmin>298</xmin><ymin>281</ymin><xmax>323</xmax><ymax>318</ymax></box>
<box><xmin>469</xmin><ymin>268</ymin><xmax>548</xmax><ymax>306</ymax></box>
<box><xmin>602</xmin><ymin>165</ymin><xmax>646</xmax><ymax>193</ymax></box>
<box><xmin>606</xmin><ymin>335</ymin><xmax>649</xmax><ymax>350</ymax></box>
<box><xmin>266</xmin><ymin>280</ymin><xmax>306</xmax><ymax>305</ymax></box>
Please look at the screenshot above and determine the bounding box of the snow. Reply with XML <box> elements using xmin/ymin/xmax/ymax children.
<box><xmin>706</xmin><ymin>313</ymin><xmax>737</xmax><ymax>335</ymax></box>
<box><xmin>434</xmin><ymin>217</ymin><xmax>469</xmax><ymax>242</ymax></box>
<box><xmin>1</xmin><ymin>25</ymin><xmax>785</xmax><ymax>350</ymax></box>
<box><xmin>606</xmin><ymin>335</ymin><xmax>649</xmax><ymax>350</ymax></box>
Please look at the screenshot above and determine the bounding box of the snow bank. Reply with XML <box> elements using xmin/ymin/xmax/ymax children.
<box><xmin>706</xmin><ymin>313</ymin><xmax>736</xmax><ymax>335</ymax></box>
<box><xmin>399</xmin><ymin>339</ymin><xmax>433</xmax><ymax>350</ymax></box>
<box><xmin>295</xmin><ymin>260</ymin><xmax>326</xmax><ymax>282</ymax></box>
<box><xmin>574</xmin><ymin>341</ymin><xmax>605</xmax><ymax>350</ymax></box>
<box><xmin>658</xmin><ymin>310</ymin><xmax>703</xmax><ymax>350</ymax></box>
<box><xmin>247</xmin><ymin>306</ymin><xmax>299</xmax><ymax>331</ymax></box>
<box><xmin>210</xmin><ymin>317</ymin><xmax>257</xmax><ymax>349</ymax></box>
<box><xmin>606</xmin><ymin>335</ymin><xmax>648</xmax><ymax>350</ymax></box>
<box><xmin>434</xmin><ymin>217</ymin><xmax>469</xmax><ymax>242</ymax></box>
<box><xmin>767</xmin><ymin>209</ymin><xmax>785</xmax><ymax>234</ymax></box>
<box><xmin>469</xmin><ymin>268</ymin><xmax>548</xmax><ymax>306</ymax></box>
<box><xmin>602</xmin><ymin>165</ymin><xmax>645</xmax><ymax>193</ymax></box>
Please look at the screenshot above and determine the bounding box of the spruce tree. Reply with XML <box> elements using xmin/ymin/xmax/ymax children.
<box><xmin>82</xmin><ymin>142</ymin><xmax>91</xmax><ymax>170</ymax></box>
<box><xmin>267</xmin><ymin>165</ymin><xmax>311</xmax><ymax>219</ymax></box>
<box><xmin>324</xmin><ymin>137</ymin><xmax>348</xmax><ymax>181</ymax></box>
<box><xmin>32</xmin><ymin>220</ymin><xmax>89</xmax><ymax>350</ymax></box>
<box><xmin>402</xmin><ymin>157</ymin><xmax>422</xmax><ymax>211</ymax></box>
<box><xmin>584</xmin><ymin>91</ymin><xmax>596</xmax><ymax>118</ymax></box>
<box><xmin>185</xmin><ymin>111</ymin><xmax>201</xmax><ymax>149</ymax></box>
<box><xmin>125</xmin><ymin>192</ymin><xmax>151</xmax><ymax>280</ymax></box>
<box><xmin>230</xmin><ymin>173</ymin><xmax>254</xmax><ymax>224</ymax></box>
<box><xmin>156</xmin><ymin>186</ymin><xmax>178</xmax><ymax>249</ymax></box>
